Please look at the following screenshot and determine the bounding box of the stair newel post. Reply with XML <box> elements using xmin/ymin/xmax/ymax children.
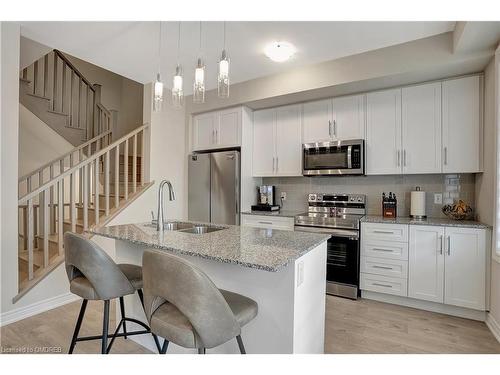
<box><xmin>86</xmin><ymin>86</ymin><xmax>90</xmax><ymax>138</ymax></box>
<box><xmin>49</xmin><ymin>165</ymin><xmax>55</xmax><ymax>234</ymax></box>
<box><xmin>133</xmin><ymin>134</ymin><xmax>137</xmax><ymax>193</ymax></box>
<box><xmin>52</xmin><ymin>51</ymin><xmax>58</xmax><ymax>111</ymax></box>
<box><xmin>57</xmin><ymin>180</ymin><xmax>64</xmax><ymax>256</ymax></box>
<box><xmin>70</xmin><ymin>172</ymin><xmax>76</xmax><ymax>233</ymax></box>
<box><xmin>124</xmin><ymin>139</ymin><xmax>129</xmax><ymax>201</ymax></box>
<box><xmin>61</xmin><ymin>62</ymin><xmax>66</xmax><ymax>113</ymax></box>
<box><xmin>94</xmin><ymin>157</ymin><xmax>100</xmax><ymax>226</ymax></box>
<box><xmin>27</xmin><ymin>199</ymin><xmax>34</xmax><ymax>281</ymax></box>
<box><xmin>92</xmin><ymin>84</ymin><xmax>102</xmax><ymax>140</ymax></box>
<box><xmin>43</xmin><ymin>54</ymin><xmax>48</xmax><ymax>98</ymax></box>
<box><xmin>115</xmin><ymin>145</ymin><xmax>120</xmax><ymax>209</ymax></box>
<box><xmin>83</xmin><ymin>164</ymin><xmax>88</xmax><ymax>231</ymax></box>
<box><xmin>42</xmin><ymin>189</ymin><xmax>49</xmax><ymax>268</ymax></box>
<box><xmin>33</xmin><ymin>60</ymin><xmax>38</xmax><ymax>95</ymax></box>
<box><xmin>105</xmin><ymin>151</ymin><xmax>110</xmax><ymax>216</ymax></box>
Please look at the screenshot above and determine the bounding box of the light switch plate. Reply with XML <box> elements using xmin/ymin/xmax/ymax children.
<box><xmin>434</xmin><ymin>193</ymin><xmax>443</xmax><ymax>204</ymax></box>
<box><xmin>280</xmin><ymin>192</ymin><xmax>287</xmax><ymax>201</ymax></box>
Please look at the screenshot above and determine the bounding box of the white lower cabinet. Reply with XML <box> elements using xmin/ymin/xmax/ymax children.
<box><xmin>362</xmin><ymin>222</ymin><xmax>488</xmax><ymax>313</ymax></box>
<box><xmin>241</xmin><ymin>214</ymin><xmax>295</xmax><ymax>231</ymax></box>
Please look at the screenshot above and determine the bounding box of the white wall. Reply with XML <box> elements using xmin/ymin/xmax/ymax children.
<box><xmin>1</xmin><ymin>22</ymin><xmax>21</xmax><ymax>316</ymax></box>
<box><xmin>18</xmin><ymin>103</ymin><xmax>73</xmax><ymax>177</ymax></box>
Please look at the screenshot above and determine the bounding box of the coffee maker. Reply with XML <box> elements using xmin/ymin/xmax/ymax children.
<box><xmin>251</xmin><ymin>185</ymin><xmax>280</xmax><ymax>212</ymax></box>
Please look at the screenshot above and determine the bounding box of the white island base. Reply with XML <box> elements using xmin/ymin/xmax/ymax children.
<box><xmin>113</xmin><ymin>239</ymin><xmax>327</xmax><ymax>354</ymax></box>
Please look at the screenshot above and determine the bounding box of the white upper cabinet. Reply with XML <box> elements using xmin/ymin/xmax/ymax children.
<box><xmin>402</xmin><ymin>82</ymin><xmax>442</xmax><ymax>174</ymax></box>
<box><xmin>365</xmin><ymin>89</ymin><xmax>402</xmax><ymax>175</ymax></box>
<box><xmin>444</xmin><ymin>227</ymin><xmax>486</xmax><ymax>310</ymax></box>
<box><xmin>408</xmin><ymin>225</ymin><xmax>445</xmax><ymax>303</ymax></box>
<box><xmin>193</xmin><ymin>107</ymin><xmax>242</xmax><ymax>151</ymax></box>
<box><xmin>442</xmin><ymin>76</ymin><xmax>481</xmax><ymax>173</ymax></box>
<box><xmin>275</xmin><ymin>105</ymin><xmax>302</xmax><ymax>176</ymax></box>
<box><xmin>332</xmin><ymin>94</ymin><xmax>365</xmax><ymax>140</ymax></box>
<box><xmin>253</xmin><ymin>105</ymin><xmax>302</xmax><ymax>177</ymax></box>
<box><xmin>302</xmin><ymin>99</ymin><xmax>332</xmax><ymax>143</ymax></box>
<box><xmin>252</xmin><ymin>108</ymin><xmax>275</xmax><ymax>176</ymax></box>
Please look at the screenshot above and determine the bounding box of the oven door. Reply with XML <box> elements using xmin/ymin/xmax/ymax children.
<box><xmin>295</xmin><ymin>225</ymin><xmax>360</xmax><ymax>298</ymax></box>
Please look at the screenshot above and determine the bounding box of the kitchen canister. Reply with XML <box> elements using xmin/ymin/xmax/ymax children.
<box><xmin>410</xmin><ymin>186</ymin><xmax>426</xmax><ymax>219</ymax></box>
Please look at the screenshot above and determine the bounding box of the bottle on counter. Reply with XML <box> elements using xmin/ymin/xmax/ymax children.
<box><xmin>382</xmin><ymin>191</ymin><xmax>397</xmax><ymax>218</ymax></box>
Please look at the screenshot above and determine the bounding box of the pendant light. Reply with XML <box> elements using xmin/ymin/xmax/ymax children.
<box><xmin>193</xmin><ymin>21</ymin><xmax>205</xmax><ymax>103</ymax></box>
<box><xmin>218</xmin><ymin>21</ymin><xmax>230</xmax><ymax>98</ymax></box>
<box><xmin>153</xmin><ymin>21</ymin><xmax>164</xmax><ymax>112</ymax></box>
<box><xmin>171</xmin><ymin>22</ymin><xmax>184</xmax><ymax>108</ymax></box>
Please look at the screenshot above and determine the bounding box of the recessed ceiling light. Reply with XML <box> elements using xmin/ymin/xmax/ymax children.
<box><xmin>264</xmin><ymin>41</ymin><xmax>296</xmax><ymax>62</ymax></box>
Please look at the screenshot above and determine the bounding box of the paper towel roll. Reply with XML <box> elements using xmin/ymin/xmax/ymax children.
<box><xmin>410</xmin><ymin>189</ymin><xmax>426</xmax><ymax>218</ymax></box>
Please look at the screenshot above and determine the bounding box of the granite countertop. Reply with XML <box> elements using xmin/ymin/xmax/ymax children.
<box><xmin>361</xmin><ymin>215</ymin><xmax>491</xmax><ymax>229</ymax></box>
<box><xmin>241</xmin><ymin>210</ymin><xmax>302</xmax><ymax>218</ymax></box>
<box><xmin>89</xmin><ymin>221</ymin><xmax>329</xmax><ymax>272</ymax></box>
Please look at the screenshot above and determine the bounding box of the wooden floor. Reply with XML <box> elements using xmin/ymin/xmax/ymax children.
<box><xmin>1</xmin><ymin>296</ymin><xmax>499</xmax><ymax>354</ymax></box>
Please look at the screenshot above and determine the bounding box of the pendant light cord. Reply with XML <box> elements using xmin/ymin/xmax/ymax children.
<box><xmin>176</xmin><ymin>22</ymin><xmax>181</xmax><ymax>65</ymax></box>
<box><xmin>199</xmin><ymin>21</ymin><xmax>202</xmax><ymax>54</ymax></box>
<box><xmin>223</xmin><ymin>21</ymin><xmax>226</xmax><ymax>50</ymax></box>
<box><xmin>158</xmin><ymin>21</ymin><xmax>162</xmax><ymax>74</ymax></box>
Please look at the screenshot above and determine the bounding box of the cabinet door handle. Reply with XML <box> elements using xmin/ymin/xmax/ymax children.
<box><xmin>444</xmin><ymin>147</ymin><xmax>448</xmax><ymax>165</ymax></box>
<box><xmin>258</xmin><ymin>221</ymin><xmax>273</xmax><ymax>225</ymax></box>
<box><xmin>212</xmin><ymin>129</ymin><xmax>215</xmax><ymax>144</ymax></box>
<box><xmin>447</xmin><ymin>236</ymin><xmax>451</xmax><ymax>256</ymax></box>
<box><xmin>373</xmin><ymin>282</ymin><xmax>393</xmax><ymax>288</ymax></box>
<box><xmin>272</xmin><ymin>157</ymin><xmax>275</xmax><ymax>173</ymax></box>
<box><xmin>333</xmin><ymin>120</ymin><xmax>337</xmax><ymax>137</ymax></box>
<box><xmin>215</xmin><ymin>129</ymin><xmax>218</xmax><ymax>144</ymax></box>
<box><xmin>403</xmin><ymin>149</ymin><xmax>407</xmax><ymax>167</ymax></box>
<box><xmin>373</xmin><ymin>230</ymin><xmax>394</xmax><ymax>234</ymax></box>
<box><xmin>276</xmin><ymin>157</ymin><xmax>279</xmax><ymax>172</ymax></box>
<box><xmin>397</xmin><ymin>150</ymin><xmax>401</xmax><ymax>167</ymax></box>
<box><xmin>372</xmin><ymin>247</ymin><xmax>393</xmax><ymax>252</ymax></box>
<box><xmin>372</xmin><ymin>265</ymin><xmax>393</xmax><ymax>270</ymax></box>
<box><xmin>438</xmin><ymin>235</ymin><xmax>443</xmax><ymax>255</ymax></box>
<box><xmin>328</xmin><ymin>120</ymin><xmax>332</xmax><ymax>136</ymax></box>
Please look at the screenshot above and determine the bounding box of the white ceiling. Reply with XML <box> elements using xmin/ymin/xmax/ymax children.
<box><xmin>20</xmin><ymin>21</ymin><xmax>455</xmax><ymax>94</ymax></box>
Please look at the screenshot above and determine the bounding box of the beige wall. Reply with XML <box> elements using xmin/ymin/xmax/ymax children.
<box><xmin>65</xmin><ymin>54</ymin><xmax>144</xmax><ymax>141</ymax></box>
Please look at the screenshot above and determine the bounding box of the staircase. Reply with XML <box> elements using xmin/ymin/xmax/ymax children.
<box><xmin>15</xmin><ymin>50</ymin><xmax>152</xmax><ymax>302</ymax></box>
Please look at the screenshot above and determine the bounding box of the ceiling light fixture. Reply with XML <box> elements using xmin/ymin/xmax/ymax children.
<box><xmin>264</xmin><ymin>41</ymin><xmax>296</xmax><ymax>62</ymax></box>
<box><xmin>193</xmin><ymin>21</ymin><xmax>205</xmax><ymax>104</ymax></box>
<box><xmin>153</xmin><ymin>21</ymin><xmax>164</xmax><ymax>112</ymax></box>
<box><xmin>218</xmin><ymin>21</ymin><xmax>230</xmax><ymax>98</ymax></box>
<box><xmin>172</xmin><ymin>22</ymin><xmax>184</xmax><ymax>108</ymax></box>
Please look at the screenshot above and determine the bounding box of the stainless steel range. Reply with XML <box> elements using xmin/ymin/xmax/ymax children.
<box><xmin>295</xmin><ymin>193</ymin><xmax>366</xmax><ymax>299</ymax></box>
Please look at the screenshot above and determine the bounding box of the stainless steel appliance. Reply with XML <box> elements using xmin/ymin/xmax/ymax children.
<box><xmin>302</xmin><ymin>139</ymin><xmax>364</xmax><ymax>176</ymax></box>
<box><xmin>295</xmin><ymin>193</ymin><xmax>366</xmax><ymax>299</ymax></box>
<box><xmin>188</xmin><ymin>150</ymin><xmax>240</xmax><ymax>225</ymax></box>
<box><xmin>251</xmin><ymin>185</ymin><xmax>280</xmax><ymax>212</ymax></box>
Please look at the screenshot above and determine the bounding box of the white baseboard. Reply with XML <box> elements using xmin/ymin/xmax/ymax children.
<box><xmin>0</xmin><ymin>293</ymin><xmax>80</xmax><ymax>327</ymax></box>
<box><xmin>486</xmin><ymin>313</ymin><xmax>500</xmax><ymax>343</ymax></box>
<box><xmin>362</xmin><ymin>291</ymin><xmax>487</xmax><ymax>321</ymax></box>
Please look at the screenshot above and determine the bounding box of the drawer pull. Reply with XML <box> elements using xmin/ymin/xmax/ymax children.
<box><xmin>373</xmin><ymin>230</ymin><xmax>395</xmax><ymax>234</ymax></box>
<box><xmin>258</xmin><ymin>221</ymin><xmax>273</xmax><ymax>225</ymax></box>
<box><xmin>372</xmin><ymin>247</ymin><xmax>394</xmax><ymax>252</ymax></box>
<box><xmin>372</xmin><ymin>265</ymin><xmax>393</xmax><ymax>270</ymax></box>
<box><xmin>372</xmin><ymin>282</ymin><xmax>393</xmax><ymax>288</ymax></box>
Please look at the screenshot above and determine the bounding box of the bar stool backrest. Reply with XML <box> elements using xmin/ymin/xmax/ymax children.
<box><xmin>142</xmin><ymin>249</ymin><xmax>241</xmax><ymax>349</ymax></box>
<box><xmin>64</xmin><ymin>232</ymin><xmax>135</xmax><ymax>300</ymax></box>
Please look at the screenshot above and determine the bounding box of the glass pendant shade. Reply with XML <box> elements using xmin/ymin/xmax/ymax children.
<box><xmin>153</xmin><ymin>73</ymin><xmax>163</xmax><ymax>112</ymax></box>
<box><xmin>193</xmin><ymin>58</ymin><xmax>205</xmax><ymax>103</ymax></box>
<box><xmin>171</xmin><ymin>65</ymin><xmax>184</xmax><ymax>108</ymax></box>
<box><xmin>218</xmin><ymin>49</ymin><xmax>230</xmax><ymax>98</ymax></box>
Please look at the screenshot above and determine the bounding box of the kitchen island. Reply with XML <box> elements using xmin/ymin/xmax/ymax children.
<box><xmin>90</xmin><ymin>222</ymin><xmax>329</xmax><ymax>354</ymax></box>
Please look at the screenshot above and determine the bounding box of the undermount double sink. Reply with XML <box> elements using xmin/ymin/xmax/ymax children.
<box><xmin>146</xmin><ymin>221</ymin><xmax>227</xmax><ymax>234</ymax></box>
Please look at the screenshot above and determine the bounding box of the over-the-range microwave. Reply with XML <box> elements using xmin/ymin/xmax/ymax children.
<box><xmin>302</xmin><ymin>139</ymin><xmax>364</xmax><ymax>176</ymax></box>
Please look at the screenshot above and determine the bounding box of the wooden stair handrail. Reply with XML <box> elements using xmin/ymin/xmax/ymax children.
<box><xmin>53</xmin><ymin>49</ymin><xmax>96</xmax><ymax>92</ymax></box>
<box><xmin>18</xmin><ymin>123</ymin><xmax>149</xmax><ymax>205</ymax></box>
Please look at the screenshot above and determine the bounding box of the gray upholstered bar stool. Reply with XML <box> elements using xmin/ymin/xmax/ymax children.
<box><xmin>142</xmin><ymin>249</ymin><xmax>258</xmax><ymax>354</ymax></box>
<box><xmin>64</xmin><ymin>232</ymin><xmax>162</xmax><ymax>354</ymax></box>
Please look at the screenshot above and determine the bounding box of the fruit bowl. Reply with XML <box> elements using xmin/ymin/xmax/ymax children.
<box><xmin>442</xmin><ymin>200</ymin><xmax>473</xmax><ymax>220</ymax></box>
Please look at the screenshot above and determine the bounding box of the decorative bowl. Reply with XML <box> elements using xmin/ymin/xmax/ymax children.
<box><xmin>442</xmin><ymin>200</ymin><xmax>473</xmax><ymax>220</ymax></box>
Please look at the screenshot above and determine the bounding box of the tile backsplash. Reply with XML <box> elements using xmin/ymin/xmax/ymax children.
<box><xmin>262</xmin><ymin>174</ymin><xmax>476</xmax><ymax>218</ymax></box>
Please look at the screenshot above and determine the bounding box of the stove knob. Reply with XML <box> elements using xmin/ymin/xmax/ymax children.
<box><xmin>358</xmin><ymin>197</ymin><xmax>363</xmax><ymax>202</ymax></box>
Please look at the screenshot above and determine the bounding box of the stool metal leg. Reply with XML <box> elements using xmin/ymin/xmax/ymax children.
<box><xmin>119</xmin><ymin>296</ymin><xmax>127</xmax><ymax>339</ymax></box>
<box><xmin>236</xmin><ymin>335</ymin><xmax>246</xmax><ymax>354</ymax></box>
<box><xmin>160</xmin><ymin>340</ymin><xmax>169</xmax><ymax>354</ymax></box>
<box><xmin>69</xmin><ymin>299</ymin><xmax>88</xmax><ymax>354</ymax></box>
<box><xmin>101</xmin><ymin>300</ymin><xmax>110</xmax><ymax>354</ymax></box>
<box><xmin>198</xmin><ymin>348</ymin><xmax>206</xmax><ymax>354</ymax></box>
<box><xmin>137</xmin><ymin>288</ymin><xmax>162</xmax><ymax>353</ymax></box>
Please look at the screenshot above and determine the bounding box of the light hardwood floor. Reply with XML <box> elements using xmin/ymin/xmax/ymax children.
<box><xmin>1</xmin><ymin>296</ymin><xmax>499</xmax><ymax>354</ymax></box>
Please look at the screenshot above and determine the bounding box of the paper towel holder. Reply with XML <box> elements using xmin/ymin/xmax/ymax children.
<box><xmin>410</xmin><ymin>186</ymin><xmax>427</xmax><ymax>220</ymax></box>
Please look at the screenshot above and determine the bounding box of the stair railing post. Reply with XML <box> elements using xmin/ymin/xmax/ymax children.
<box><xmin>110</xmin><ymin>109</ymin><xmax>118</xmax><ymax>146</ymax></box>
<box><xmin>92</xmin><ymin>84</ymin><xmax>102</xmax><ymax>140</ymax></box>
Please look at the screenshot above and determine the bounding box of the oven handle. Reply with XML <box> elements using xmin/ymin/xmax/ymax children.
<box><xmin>294</xmin><ymin>225</ymin><xmax>359</xmax><ymax>239</ymax></box>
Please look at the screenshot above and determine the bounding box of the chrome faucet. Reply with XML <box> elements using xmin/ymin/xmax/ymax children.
<box><xmin>156</xmin><ymin>180</ymin><xmax>175</xmax><ymax>231</ymax></box>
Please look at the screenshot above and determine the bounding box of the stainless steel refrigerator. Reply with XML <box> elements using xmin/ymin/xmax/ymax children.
<box><xmin>188</xmin><ymin>150</ymin><xmax>240</xmax><ymax>225</ymax></box>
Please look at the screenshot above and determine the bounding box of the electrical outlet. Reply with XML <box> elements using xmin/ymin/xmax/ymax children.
<box><xmin>280</xmin><ymin>192</ymin><xmax>287</xmax><ymax>201</ymax></box>
<box><xmin>297</xmin><ymin>261</ymin><xmax>304</xmax><ymax>287</ymax></box>
<box><xmin>434</xmin><ymin>193</ymin><xmax>443</xmax><ymax>204</ymax></box>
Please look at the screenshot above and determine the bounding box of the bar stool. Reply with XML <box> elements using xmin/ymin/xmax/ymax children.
<box><xmin>64</xmin><ymin>232</ymin><xmax>162</xmax><ymax>354</ymax></box>
<box><xmin>142</xmin><ymin>249</ymin><xmax>258</xmax><ymax>354</ymax></box>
